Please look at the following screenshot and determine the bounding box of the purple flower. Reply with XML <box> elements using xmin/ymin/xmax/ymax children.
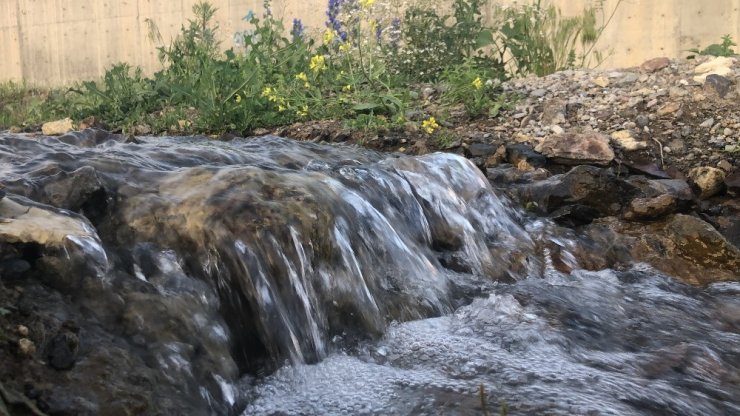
<box><xmin>291</xmin><ymin>18</ymin><xmax>305</xmax><ymax>41</ymax></box>
<box><xmin>326</xmin><ymin>0</ymin><xmax>349</xmax><ymax>41</ymax></box>
<box><xmin>389</xmin><ymin>18</ymin><xmax>401</xmax><ymax>49</ymax></box>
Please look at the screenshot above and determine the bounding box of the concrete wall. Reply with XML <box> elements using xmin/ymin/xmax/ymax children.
<box><xmin>1</xmin><ymin>0</ymin><xmax>739</xmax><ymax>86</ymax></box>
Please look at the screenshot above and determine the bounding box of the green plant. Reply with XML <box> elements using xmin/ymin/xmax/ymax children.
<box><xmin>688</xmin><ymin>34</ymin><xmax>737</xmax><ymax>57</ymax></box>
<box><xmin>0</xmin><ymin>82</ymin><xmax>53</xmax><ymax>129</ymax></box>
<box><xmin>441</xmin><ymin>58</ymin><xmax>506</xmax><ymax>117</ymax></box>
<box><xmin>386</xmin><ymin>0</ymin><xmax>505</xmax><ymax>83</ymax></box>
<box><xmin>67</xmin><ymin>63</ymin><xmax>159</xmax><ymax>129</ymax></box>
<box><xmin>495</xmin><ymin>0</ymin><xmax>620</xmax><ymax>76</ymax></box>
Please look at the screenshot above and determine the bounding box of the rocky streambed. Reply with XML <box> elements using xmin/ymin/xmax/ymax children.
<box><xmin>1</xmin><ymin>56</ymin><xmax>739</xmax><ymax>415</ymax></box>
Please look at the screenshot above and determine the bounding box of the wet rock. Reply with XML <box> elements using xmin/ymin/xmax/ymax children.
<box><xmin>725</xmin><ymin>171</ymin><xmax>740</xmax><ymax>195</ymax></box>
<box><xmin>641</xmin><ymin>57</ymin><xmax>671</xmax><ymax>73</ymax></box>
<box><xmin>466</xmin><ymin>143</ymin><xmax>497</xmax><ymax>158</ymax></box>
<box><xmin>505</xmin><ymin>144</ymin><xmax>546</xmax><ymax>168</ymax></box>
<box><xmin>548</xmin><ymin>204</ymin><xmax>601</xmax><ymax>226</ymax></box>
<box><xmin>688</xmin><ymin>167</ymin><xmax>726</xmax><ymax>199</ymax></box>
<box><xmin>704</xmin><ymin>74</ymin><xmax>734</xmax><ymax>98</ymax></box>
<box><xmin>610</xmin><ymin>130</ymin><xmax>647</xmax><ymax>151</ymax></box>
<box><xmin>630</xmin><ymin>214</ymin><xmax>740</xmax><ymax>284</ymax></box>
<box><xmin>535</xmin><ymin>131</ymin><xmax>614</xmax><ymax>166</ymax></box>
<box><xmin>46</xmin><ymin>330</ymin><xmax>80</xmax><ymax>370</ymax></box>
<box><xmin>41</xmin><ymin>165</ymin><xmax>106</xmax><ymax>212</ymax></box>
<box><xmin>483</xmin><ymin>145</ymin><xmax>507</xmax><ymax>167</ymax></box>
<box><xmin>624</xmin><ymin>194</ymin><xmax>676</xmax><ymax>220</ymax></box>
<box><xmin>630</xmin><ymin>178</ymin><xmax>694</xmax><ymax>210</ymax></box>
<box><xmin>693</xmin><ymin>56</ymin><xmax>736</xmax><ymax>83</ymax></box>
<box><xmin>57</xmin><ymin>129</ymin><xmax>124</xmax><ymax>147</ymax></box>
<box><xmin>515</xmin><ymin>165</ymin><xmax>638</xmax><ymax>216</ymax></box>
<box><xmin>486</xmin><ymin>166</ymin><xmax>550</xmax><ymax>184</ymax></box>
<box><xmin>0</xmin><ymin>259</ymin><xmax>32</xmax><ymax>281</ymax></box>
<box><xmin>41</xmin><ymin>118</ymin><xmax>75</xmax><ymax>136</ymax></box>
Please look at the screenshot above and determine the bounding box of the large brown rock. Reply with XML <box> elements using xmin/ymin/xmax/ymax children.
<box><xmin>535</xmin><ymin>131</ymin><xmax>615</xmax><ymax>166</ymax></box>
<box><xmin>515</xmin><ymin>165</ymin><xmax>639</xmax><ymax>218</ymax></box>
<box><xmin>576</xmin><ymin>215</ymin><xmax>739</xmax><ymax>284</ymax></box>
<box><xmin>641</xmin><ymin>57</ymin><xmax>671</xmax><ymax>73</ymax></box>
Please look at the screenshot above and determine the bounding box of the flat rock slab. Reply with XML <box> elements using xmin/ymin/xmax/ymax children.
<box><xmin>536</xmin><ymin>131</ymin><xmax>615</xmax><ymax>166</ymax></box>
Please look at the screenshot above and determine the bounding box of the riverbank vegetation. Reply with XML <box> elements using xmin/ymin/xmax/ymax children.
<box><xmin>1</xmin><ymin>0</ymin><xmax>618</xmax><ymax>135</ymax></box>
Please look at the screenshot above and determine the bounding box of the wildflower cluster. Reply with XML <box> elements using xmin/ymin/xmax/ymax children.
<box><xmin>33</xmin><ymin>0</ymin><xmax>615</xmax><ymax>135</ymax></box>
<box><xmin>421</xmin><ymin>116</ymin><xmax>438</xmax><ymax>134</ymax></box>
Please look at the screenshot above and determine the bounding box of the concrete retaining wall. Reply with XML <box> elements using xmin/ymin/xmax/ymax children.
<box><xmin>1</xmin><ymin>0</ymin><xmax>738</xmax><ymax>85</ymax></box>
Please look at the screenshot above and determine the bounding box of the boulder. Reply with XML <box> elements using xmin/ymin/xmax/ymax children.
<box><xmin>515</xmin><ymin>165</ymin><xmax>638</xmax><ymax>217</ymax></box>
<box><xmin>688</xmin><ymin>167</ymin><xmax>726</xmax><ymax>199</ymax></box>
<box><xmin>578</xmin><ymin>215</ymin><xmax>740</xmax><ymax>284</ymax></box>
<box><xmin>536</xmin><ymin>131</ymin><xmax>615</xmax><ymax>166</ymax></box>
<box><xmin>632</xmin><ymin>214</ymin><xmax>740</xmax><ymax>284</ymax></box>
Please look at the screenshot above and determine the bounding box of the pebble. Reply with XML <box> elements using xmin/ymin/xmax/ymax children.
<box><xmin>636</xmin><ymin>115</ymin><xmax>650</xmax><ymax>128</ymax></box>
<box><xmin>530</xmin><ymin>89</ymin><xmax>547</xmax><ymax>98</ymax></box>
<box><xmin>700</xmin><ymin>118</ymin><xmax>715</xmax><ymax>128</ymax></box>
<box><xmin>18</xmin><ymin>338</ymin><xmax>36</xmax><ymax>356</ymax></box>
<box><xmin>17</xmin><ymin>325</ymin><xmax>29</xmax><ymax>337</ymax></box>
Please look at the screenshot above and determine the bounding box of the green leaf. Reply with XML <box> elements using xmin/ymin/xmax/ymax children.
<box><xmin>475</xmin><ymin>30</ymin><xmax>494</xmax><ymax>49</ymax></box>
<box><xmin>352</xmin><ymin>102</ymin><xmax>382</xmax><ymax>112</ymax></box>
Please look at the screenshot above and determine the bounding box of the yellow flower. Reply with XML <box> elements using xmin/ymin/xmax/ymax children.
<box><xmin>234</xmin><ymin>94</ymin><xmax>242</xmax><ymax>103</ymax></box>
<box><xmin>339</xmin><ymin>42</ymin><xmax>351</xmax><ymax>53</ymax></box>
<box><xmin>323</xmin><ymin>29</ymin><xmax>335</xmax><ymax>45</ymax></box>
<box><xmin>278</xmin><ymin>104</ymin><xmax>286</xmax><ymax>112</ymax></box>
<box><xmin>261</xmin><ymin>86</ymin><xmax>273</xmax><ymax>98</ymax></box>
<box><xmin>342</xmin><ymin>84</ymin><xmax>352</xmax><ymax>92</ymax></box>
<box><xmin>360</xmin><ymin>0</ymin><xmax>376</xmax><ymax>9</ymax></box>
<box><xmin>296</xmin><ymin>72</ymin><xmax>308</xmax><ymax>82</ymax></box>
<box><xmin>421</xmin><ymin>116</ymin><xmax>439</xmax><ymax>134</ymax></box>
<box><xmin>310</xmin><ymin>54</ymin><xmax>326</xmax><ymax>72</ymax></box>
<box><xmin>297</xmin><ymin>105</ymin><xmax>309</xmax><ymax>117</ymax></box>
<box><xmin>472</xmin><ymin>77</ymin><xmax>483</xmax><ymax>90</ymax></box>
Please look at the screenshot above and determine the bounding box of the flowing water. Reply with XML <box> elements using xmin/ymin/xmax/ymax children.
<box><xmin>0</xmin><ymin>131</ymin><xmax>737</xmax><ymax>415</ymax></box>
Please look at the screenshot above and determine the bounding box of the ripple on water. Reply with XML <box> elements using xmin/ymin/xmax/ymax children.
<box><xmin>245</xmin><ymin>268</ymin><xmax>740</xmax><ymax>416</ymax></box>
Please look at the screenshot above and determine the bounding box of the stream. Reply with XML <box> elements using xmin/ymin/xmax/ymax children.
<box><xmin>0</xmin><ymin>131</ymin><xmax>738</xmax><ymax>415</ymax></box>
